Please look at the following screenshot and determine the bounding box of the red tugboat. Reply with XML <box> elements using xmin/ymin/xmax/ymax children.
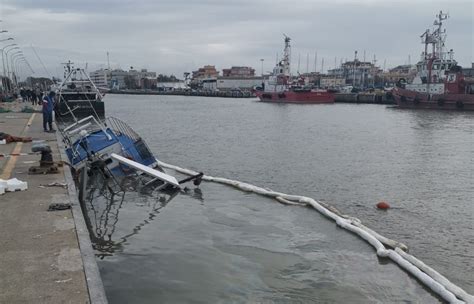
<box><xmin>255</xmin><ymin>35</ymin><xmax>335</xmax><ymax>104</ymax></box>
<box><xmin>393</xmin><ymin>11</ymin><xmax>474</xmax><ymax>110</ymax></box>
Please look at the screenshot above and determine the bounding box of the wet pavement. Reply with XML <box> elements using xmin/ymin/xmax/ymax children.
<box><xmin>0</xmin><ymin>108</ymin><xmax>89</xmax><ymax>303</ymax></box>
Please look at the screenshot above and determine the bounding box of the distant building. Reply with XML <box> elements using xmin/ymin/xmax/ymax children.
<box><xmin>139</xmin><ymin>77</ymin><xmax>158</xmax><ymax>90</ymax></box>
<box><xmin>222</xmin><ymin>66</ymin><xmax>255</xmax><ymax>78</ymax></box>
<box><xmin>319</xmin><ymin>76</ymin><xmax>345</xmax><ymax>88</ymax></box>
<box><xmin>109</xmin><ymin>69</ymin><xmax>128</xmax><ymax>90</ymax></box>
<box><xmin>89</xmin><ymin>69</ymin><xmax>110</xmax><ymax>88</ymax></box>
<box><xmin>327</xmin><ymin>59</ymin><xmax>382</xmax><ymax>88</ymax></box>
<box><xmin>216</xmin><ymin>77</ymin><xmax>263</xmax><ymax>91</ymax></box>
<box><xmin>381</xmin><ymin>65</ymin><xmax>417</xmax><ymax>86</ymax></box>
<box><xmin>192</xmin><ymin>65</ymin><xmax>219</xmax><ymax>81</ymax></box>
<box><xmin>156</xmin><ymin>81</ymin><xmax>187</xmax><ymax>91</ymax></box>
<box><xmin>462</xmin><ymin>63</ymin><xmax>474</xmax><ymax>77</ymax></box>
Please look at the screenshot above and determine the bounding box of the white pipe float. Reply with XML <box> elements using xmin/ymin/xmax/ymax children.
<box><xmin>158</xmin><ymin>161</ymin><xmax>472</xmax><ymax>304</ymax></box>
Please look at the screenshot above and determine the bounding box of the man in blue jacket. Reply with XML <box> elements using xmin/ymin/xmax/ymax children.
<box><xmin>42</xmin><ymin>91</ymin><xmax>56</xmax><ymax>132</ymax></box>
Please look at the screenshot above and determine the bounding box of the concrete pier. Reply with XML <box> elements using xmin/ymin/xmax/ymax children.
<box><xmin>0</xmin><ymin>105</ymin><xmax>106</xmax><ymax>303</ymax></box>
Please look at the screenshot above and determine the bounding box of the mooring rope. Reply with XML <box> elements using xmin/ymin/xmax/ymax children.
<box><xmin>158</xmin><ymin>160</ymin><xmax>473</xmax><ymax>304</ymax></box>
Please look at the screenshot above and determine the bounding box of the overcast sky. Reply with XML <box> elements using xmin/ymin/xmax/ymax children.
<box><xmin>1</xmin><ymin>0</ymin><xmax>472</xmax><ymax>79</ymax></box>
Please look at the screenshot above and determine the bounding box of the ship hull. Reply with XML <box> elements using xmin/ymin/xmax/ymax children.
<box><xmin>393</xmin><ymin>87</ymin><xmax>474</xmax><ymax>111</ymax></box>
<box><xmin>255</xmin><ymin>91</ymin><xmax>335</xmax><ymax>104</ymax></box>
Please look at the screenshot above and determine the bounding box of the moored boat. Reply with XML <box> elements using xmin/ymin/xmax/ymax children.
<box><xmin>54</xmin><ymin>61</ymin><xmax>105</xmax><ymax>120</ymax></box>
<box><xmin>256</xmin><ymin>36</ymin><xmax>335</xmax><ymax>104</ymax></box>
<box><xmin>392</xmin><ymin>11</ymin><xmax>474</xmax><ymax>110</ymax></box>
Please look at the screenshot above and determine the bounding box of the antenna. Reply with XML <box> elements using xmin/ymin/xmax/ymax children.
<box><xmin>107</xmin><ymin>51</ymin><xmax>110</xmax><ymax>70</ymax></box>
<box><xmin>297</xmin><ymin>53</ymin><xmax>301</xmax><ymax>74</ymax></box>
<box><xmin>306</xmin><ymin>53</ymin><xmax>309</xmax><ymax>74</ymax></box>
<box><xmin>314</xmin><ymin>51</ymin><xmax>318</xmax><ymax>73</ymax></box>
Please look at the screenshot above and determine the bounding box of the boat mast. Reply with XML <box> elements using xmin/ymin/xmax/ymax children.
<box><xmin>282</xmin><ymin>34</ymin><xmax>291</xmax><ymax>76</ymax></box>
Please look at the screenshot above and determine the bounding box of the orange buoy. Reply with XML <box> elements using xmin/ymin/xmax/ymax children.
<box><xmin>376</xmin><ymin>201</ymin><xmax>390</xmax><ymax>210</ymax></box>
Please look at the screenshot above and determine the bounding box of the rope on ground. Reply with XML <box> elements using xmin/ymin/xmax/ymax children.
<box><xmin>158</xmin><ymin>160</ymin><xmax>473</xmax><ymax>304</ymax></box>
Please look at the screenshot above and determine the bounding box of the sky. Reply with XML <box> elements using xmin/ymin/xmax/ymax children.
<box><xmin>1</xmin><ymin>0</ymin><xmax>472</xmax><ymax>80</ymax></box>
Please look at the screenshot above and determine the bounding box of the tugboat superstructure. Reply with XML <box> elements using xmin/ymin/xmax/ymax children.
<box><xmin>393</xmin><ymin>11</ymin><xmax>474</xmax><ymax>110</ymax></box>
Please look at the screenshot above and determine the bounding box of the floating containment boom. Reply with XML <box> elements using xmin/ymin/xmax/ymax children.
<box><xmin>157</xmin><ymin>160</ymin><xmax>474</xmax><ymax>304</ymax></box>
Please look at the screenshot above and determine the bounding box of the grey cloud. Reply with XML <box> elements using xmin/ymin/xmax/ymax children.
<box><xmin>1</xmin><ymin>0</ymin><xmax>472</xmax><ymax>79</ymax></box>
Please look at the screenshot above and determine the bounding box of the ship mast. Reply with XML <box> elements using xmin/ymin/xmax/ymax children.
<box><xmin>420</xmin><ymin>10</ymin><xmax>448</xmax><ymax>60</ymax></box>
<box><xmin>281</xmin><ymin>34</ymin><xmax>291</xmax><ymax>76</ymax></box>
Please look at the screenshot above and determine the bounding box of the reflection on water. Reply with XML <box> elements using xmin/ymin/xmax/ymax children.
<box><xmin>91</xmin><ymin>95</ymin><xmax>474</xmax><ymax>303</ymax></box>
<box><xmin>81</xmin><ymin>170</ymin><xmax>180</xmax><ymax>258</ymax></box>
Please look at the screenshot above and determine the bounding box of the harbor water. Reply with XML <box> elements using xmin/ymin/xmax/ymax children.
<box><xmin>97</xmin><ymin>94</ymin><xmax>473</xmax><ymax>303</ymax></box>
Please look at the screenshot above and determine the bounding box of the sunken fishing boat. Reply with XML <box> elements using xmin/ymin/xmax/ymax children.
<box><xmin>56</xmin><ymin>65</ymin><xmax>203</xmax><ymax>250</ymax></box>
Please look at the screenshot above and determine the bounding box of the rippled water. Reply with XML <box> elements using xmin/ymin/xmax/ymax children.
<box><xmin>95</xmin><ymin>94</ymin><xmax>473</xmax><ymax>303</ymax></box>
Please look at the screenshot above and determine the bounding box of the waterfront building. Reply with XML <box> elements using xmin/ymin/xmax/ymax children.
<box><xmin>109</xmin><ymin>69</ymin><xmax>128</xmax><ymax>90</ymax></box>
<box><xmin>319</xmin><ymin>76</ymin><xmax>346</xmax><ymax>88</ymax></box>
<box><xmin>380</xmin><ymin>64</ymin><xmax>417</xmax><ymax>86</ymax></box>
<box><xmin>462</xmin><ymin>63</ymin><xmax>474</xmax><ymax>77</ymax></box>
<box><xmin>222</xmin><ymin>66</ymin><xmax>255</xmax><ymax>78</ymax></box>
<box><xmin>327</xmin><ymin>59</ymin><xmax>382</xmax><ymax>88</ymax></box>
<box><xmin>216</xmin><ymin>76</ymin><xmax>263</xmax><ymax>91</ymax></box>
<box><xmin>139</xmin><ymin>77</ymin><xmax>158</xmax><ymax>90</ymax></box>
<box><xmin>89</xmin><ymin>69</ymin><xmax>110</xmax><ymax>88</ymax></box>
<box><xmin>192</xmin><ymin>65</ymin><xmax>219</xmax><ymax>81</ymax></box>
<box><xmin>156</xmin><ymin>81</ymin><xmax>187</xmax><ymax>91</ymax></box>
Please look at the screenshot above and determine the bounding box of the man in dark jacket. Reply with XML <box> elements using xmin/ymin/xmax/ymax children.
<box><xmin>42</xmin><ymin>91</ymin><xmax>56</xmax><ymax>132</ymax></box>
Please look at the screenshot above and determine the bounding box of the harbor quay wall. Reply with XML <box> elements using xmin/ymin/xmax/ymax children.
<box><xmin>108</xmin><ymin>89</ymin><xmax>395</xmax><ymax>104</ymax></box>
<box><xmin>108</xmin><ymin>89</ymin><xmax>256</xmax><ymax>98</ymax></box>
<box><xmin>335</xmin><ymin>93</ymin><xmax>395</xmax><ymax>104</ymax></box>
<box><xmin>0</xmin><ymin>104</ymin><xmax>107</xmax><ymax>303</ymax></box>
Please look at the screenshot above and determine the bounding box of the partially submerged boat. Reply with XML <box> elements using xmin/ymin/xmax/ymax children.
<box><xmin>56</xmin><ymin>65</ymin><xmax>202</xmax><ymax>222</ymax></box>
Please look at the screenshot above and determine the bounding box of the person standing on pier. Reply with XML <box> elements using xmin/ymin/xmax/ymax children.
<box><xmin>42</xmin><ymin>91</ymin><xmax>56</xmax><ymax>132</ymax></box>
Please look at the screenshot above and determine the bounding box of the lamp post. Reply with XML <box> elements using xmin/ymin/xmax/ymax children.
<box><xmin>1</xmin><ymin>44</ymin><xmax>17</xmax><ymax>75</ymax></box>
<box><xmin>14</xmin><ymin>58</ymin><xmax>27</xmax><ymax>83</ymax></box>
<box><xmin>13</xmin><ymin>55</ymin><xmax>25</xmax><ymax>80</ymax></box>
<box><xmin>5</xmin><ymin>47</ymin><xmax>19</xmax><ymax>77</ymax></box>
<box><xmin>4</xmin><ymin>46</ymin><xmax>19</xmax><ymax>92</ymax></box>
<box><xmin>10</xmin><ymin>52</ymin><xmax>23</xmax><ymax>87</ymax></box>
<box><xmin>0</xmin><ymin>43</ymin><xmax>17</xmax><ymax>76</ymax></box>
<box><xmin>0</xmin><ymin>42</ymin><xmax>15</xmax><ymax>77</ymax></box>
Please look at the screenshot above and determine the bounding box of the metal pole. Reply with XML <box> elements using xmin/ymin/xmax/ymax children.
<box><xmin>9</xmin><ymin>51</ymin><xmax>22</xmax><ymax>89</ymax></box>
<box><xmin>5</xmin><ymin>47</ymin><xmax>19</xmax><ymax>92</ymax></box>
<box><xmin>11</xmin><ymin>54</ymin><xmax>23</xmax><ymax>85</ymax></box>
<box><xmin>0</xmin><ymin>43</ymin><xmax>16</xmax><ymax>77</ymax></box>
<box><xmin>6</xmin><ymin>47</ymin><xmax>19</xmax><ymax>77</ymax></box>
